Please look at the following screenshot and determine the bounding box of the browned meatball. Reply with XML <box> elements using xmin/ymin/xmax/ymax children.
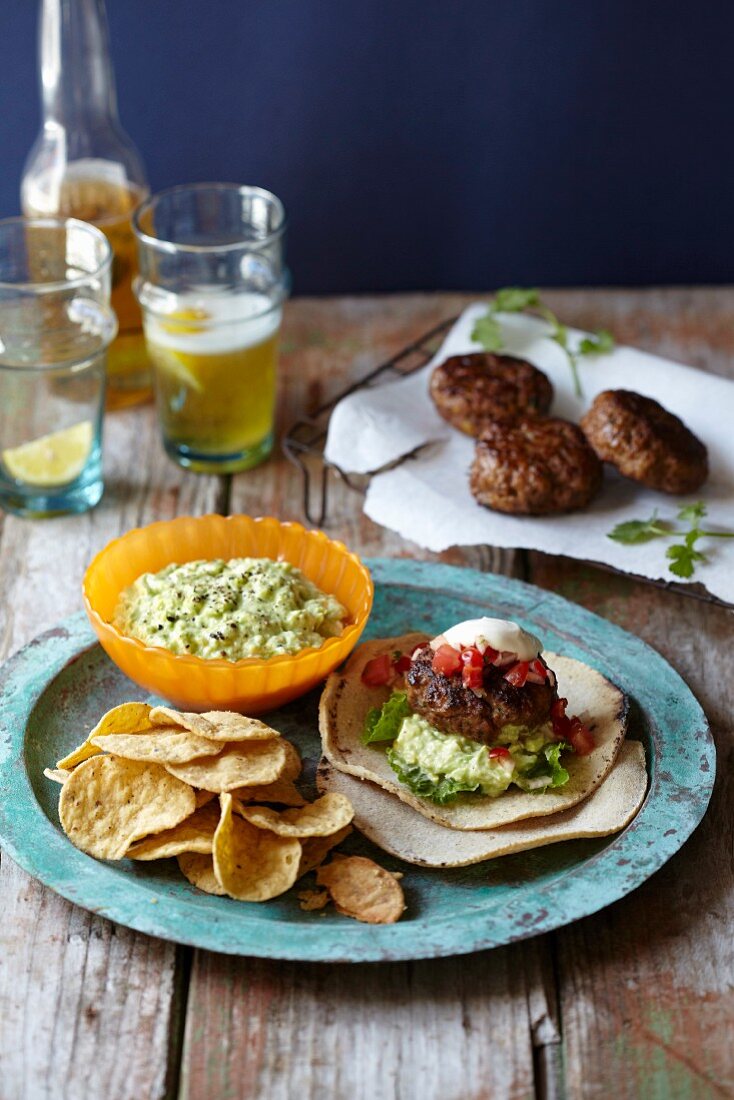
<box><xmin>470</xmin><ymin>416</ymin><xmax>603</xmax><ymax>515</ymax></box>
<box><xmin>430</xmin><ymin>352</ymin><xmax>553</xmax><ymax>436</ymax></box>
<box><xmin>406</xmin><ymin>647</ymin><xmax>557</xmax><ymax>744</ymax></box>
<box><xmin>580</xmin><ymin>389</ymin><xmax>708</xmax><ymax>494</ymax></box>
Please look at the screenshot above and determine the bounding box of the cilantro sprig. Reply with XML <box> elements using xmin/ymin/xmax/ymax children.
<box><xmin>471</xmin><ymin>287</ymin><xmax>614</xmax><ymax>398</ymax></box>
<box><xmin>608</xmin><ymin>501</ymin><xmax>734</xmax><ymax>579</ymax></box>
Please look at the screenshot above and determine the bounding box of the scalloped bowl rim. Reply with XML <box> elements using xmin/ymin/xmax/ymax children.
<box><xmin>82</xmin><ymin>515</ymin><xmax>374</xmax><ymax>673</ymax></box>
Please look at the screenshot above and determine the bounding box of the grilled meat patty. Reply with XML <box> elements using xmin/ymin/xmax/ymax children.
<box><xmin>470</xmin><ymin>415</ymin><xmax>603</xmax><ymax>515</ymax></box>
<box><xmin>405</xmin><ymin>646</ymin><xmax>557</xmax><ymax>745</ymax></box>
<box><xmin>580</xmin><ymin>389</ymin><xmax>708</xmax><ymax>494</ymax></box>
<box><xmin>430</xmin><ymin>352</ymin><xmax>553</xmax><ymax>437</ymax></box>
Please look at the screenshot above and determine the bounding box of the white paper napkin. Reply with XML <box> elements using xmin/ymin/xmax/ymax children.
<box><xmin>324</xmin><ymin>305</ymin><xmax>734</xmax><ymax>604</ymax></box>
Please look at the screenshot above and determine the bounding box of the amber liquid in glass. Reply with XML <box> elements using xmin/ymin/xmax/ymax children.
<box><xmin>142</xmin><ymin>293</ymin><xmax>281</xmax><ymax>471</ymax></box>
<box><xmin>24</xmin><ymin>176</ymin><xmax>152</xmax><ymax>408</ymax></box>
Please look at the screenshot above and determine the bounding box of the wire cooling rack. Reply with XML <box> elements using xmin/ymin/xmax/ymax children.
<box><xmin>283</xmin><ymin>315</ymin><xmax>456</xmax><ymax>527</ymax></box>
<box><xmin>282</xmin><ymin>315</ymin><xmax>733</xmax><ymax>612</ymax></box>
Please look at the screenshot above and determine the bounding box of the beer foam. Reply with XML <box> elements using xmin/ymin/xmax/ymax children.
<box><xmin>143</xmin><ymin>291</ymin><xmax>281</xmax><ymax>355</ymax></box>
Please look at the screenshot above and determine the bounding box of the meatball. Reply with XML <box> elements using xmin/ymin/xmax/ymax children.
<box><xmin>430</xmin><ymin>352</ymin><xmax>553</xmax><ymax>437</ymax></box>
<box><xmin>580</xmin><ymin>389</ymin><xmax>708</xmax><ymax>494</ymax></box>
<box><xmin>470</xmin><ymin>416</ymin><xmax>603</xmax><ymax>515</ymax></box>
<box><xmin>406</xmin><ymin>647</ymin><xmax>557</xmax><ymax>745</ymax></box>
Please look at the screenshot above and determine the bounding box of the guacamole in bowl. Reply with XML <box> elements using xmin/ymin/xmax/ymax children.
<box><xmin>112</xmin><ymin>557</ymin><xmax>347</xmax><ymax>661</ymax></box>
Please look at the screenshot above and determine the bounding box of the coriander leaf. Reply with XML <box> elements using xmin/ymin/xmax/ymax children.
<box><xmin>493</xmin><ymin>286</ymin><xmax>541</xmax><ymax>313</ymax></box>
<box><xmin>550</xmin><ymin>320</ymin><xmax>569</xmax><ymax>350</ymax></box>
<box><xmin>471</xmin><ymin>311</ymin><xmax>503</xmax><ymax>351</ymax></box>
<box><xmin>578</xmin><ymin>329</ymin><xmax>615</xmax><ymax>356</ymax></box>
<box><xmin>471</xmin><ymin>288</ymin><xmax>613</xmax><ymax>397</ymax></box>
<box><xmin>666</xmin><ymin>543</ymin><xmax>707</xmax><ymax>579</ymax></box>
<box><xmin>361</xmin><ymin>691</ymin><xmax>412</xmax><ymax>744</ymax></box>
<box><xmin>610</xmin><ymin>500</ymin><xmax>732</xmax><ymax>580</ymax></box>
<box><xmin>386</xmin><ymin>749</ymin><xmax>480</xmax><ymax>804</ymax></box>
<box><xmin>607</xmin><ymin>513</ymin><xmax>671</xmax><ymax>545</ymax></box>
<box><xmin>677</xmin><ymin>501</ymin><xmax>707</xmax><ymax>525</ymax></box>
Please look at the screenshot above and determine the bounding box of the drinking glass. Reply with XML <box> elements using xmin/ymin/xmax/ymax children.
<box><xmin>133</xmin><ymin>183</ymin><xmax>289</xmax><ymax>473</ymax></box>
<box><xmin>0</xmin><ymin>217</ymin><xmax>117</xmax><ymax>516</ymax></box>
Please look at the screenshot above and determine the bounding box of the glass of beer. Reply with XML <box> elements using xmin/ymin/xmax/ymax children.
<box><xmin>133</xmin><ymin>184</ymin><xmax>289</xmax><ymax>473</ymax></box>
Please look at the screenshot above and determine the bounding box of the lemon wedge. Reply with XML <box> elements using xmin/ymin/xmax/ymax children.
<box><xmin>159</xmin><ymin>307</ymin><xmax>210</xmax><ymax>335</ymax></box>
<box><xmin>2</xmin><ymin>421</ymin><xmax>94</xmax><ymax>487</ymax></box>
<box><xmin>148</xmin><ymin>343</ymin><xmax>206</xmax><ymax>393</ymax></box>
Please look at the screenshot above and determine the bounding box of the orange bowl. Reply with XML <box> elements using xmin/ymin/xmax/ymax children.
<box><xmin>82</xmin><ymin>514</ymin><xmax>373</xmax><ymax>712</ymax></box>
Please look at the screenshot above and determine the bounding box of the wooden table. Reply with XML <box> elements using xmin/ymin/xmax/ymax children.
<box><xmin>0</xmin><ymin>290</ymin><xmax>731</xmax><ymax>1100</ymax></box>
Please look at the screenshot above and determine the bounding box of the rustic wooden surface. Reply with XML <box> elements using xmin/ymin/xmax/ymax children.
<box><xmin>0</xmin><ymin>289</ymin><xmax>732</xmax><ymax>1100</ymax></box>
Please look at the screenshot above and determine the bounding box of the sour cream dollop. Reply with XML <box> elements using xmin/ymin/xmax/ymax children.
<box><xmin>430</xmin><ymin>617</ymin><xmax>542</xmax><ymax>660</ymax></box>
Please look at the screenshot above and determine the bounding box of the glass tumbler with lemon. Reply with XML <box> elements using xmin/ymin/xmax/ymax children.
<box><xmin>133</xmin><ymin>184</ymin><xmax>289</xmax><ymax>473</ymax></box>
<box><xmin>0</xmin><ymin>217</ymin><xmax>116</xmax><ymax>517</ymax></box>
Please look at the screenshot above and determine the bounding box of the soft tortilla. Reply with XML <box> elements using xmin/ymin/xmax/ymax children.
<box><xmin>316</xmin><ymin>740</ymin><xmax>647</xmax><ymax>867</ymax></box>
<box><xmin>319</xmin><ymin>633</ymin><xmax>628</xmax><ymax>831</ymax></box>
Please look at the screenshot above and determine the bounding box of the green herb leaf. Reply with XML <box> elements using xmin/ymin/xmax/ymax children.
<box><xmin>542</xmin><ymin>741</ymin><xmax>571</xmax><ymax>787</ymax></box>
<box><xmin>471</xmin><ymin>311</ymin><xmax>503</xmax><ymax>351</ymax></box>
<box><xmin>386</xmin><ymin>749</ymin><xmax>480</xmax><ymax>804</ymax></box>
<box><xmin>666</xmin><ymin>543</ymin><xmax>707</xmax><ymax>579</ymax></box>
<box><xmin>550</xmin><ymin>320</ymin><xmax>569</xmax><ymax>351</ymax></box>
<box><xmin>361</xmin><ymin>691</ymin><xmax>412</xmax><ymax>745</ymax></box>
<box><xmin>607</xmin><ymin>513</ymin><xmax>670</xmax><ymax>544</ymax></box>
<box><xmin>515</xmin><ymin>741</ymin><xmax>571</xmax><ymax>791</ymax></box>
<box><xmin>470</xmin><ymin>288</ymin><xmax>613</xmax><ymax>397</ymax></box>
<box><xmin>677</xmin><ymin>501</ymin><xmax>707</xmax><ymax>524</ymax></box>
<box><xmin>493</xmin><ymin>286</ymin><xmax>541</xmax><ymax>313</ymax></box>
<box><xmin>578</xmin><ymin>329</ymin><xmax>615</xmax><ymax>356</ymax></box>
<box><xmin>609</xmin><ymin>500</ymin><xmax>732</xmax><ymax>580</ymax></box>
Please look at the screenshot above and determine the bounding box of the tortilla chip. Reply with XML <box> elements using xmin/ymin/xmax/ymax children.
<box><xmin>44</xmin><ymin>767</ymin><xmax>70</xmax><ymax>784</ymax></box>
<box><xmin>178</xmin><ymin>852</ymin><xmax>226</xmax><ymax>896</ymax></box>
<box><xmin>58</xmin><ymin>755</ymin><xmax>195</xmax><ymax>860</ymax></box>
<box><xmin>298</xmin><ymin>825</ymin><xmax>353</xmax><ymax>877</ymax></box>
<box><xmin>319</xmin><ymin>633</ymin><xmax>629</xmax><ymax>830</ymax></box>
<box><xmin>151</xmin><ymin>706</ymin><xmax>280</xmax><ymax>743</ymax></box>
<box><xmin>149</xmin><ymin>706</ymin><xmax>216</xmax><ymax>737</ymax></box>
<box><xmin>280</xmin><ymin>739</ymin><xmax>302</xmax><ymax>781</ymax></box>
<box><xmin>195</xmin><ymin>789</ymin><xmax>217</xmax><ymax>808</ymax></box>
<box><xmin>236</xmin><ymin>792</ymin><xmax>354</xmax><ymax>838</ymax></box>
<box><xmin>212</xmin><ymin>793</ymin><xmax>301</xmax><ymax>901</ymax></box>
<box><xmin>316</xmin><ymin>855</ymin><xmax>406</xmax><ymax>924</ymax></box>
<box><xmin>200</xmin><ymin>712</ymin><xmax>280</xmax><ymax>742</ymax></box>
<box><xmin>230</xmin><ymin>778</ymin><xmax>306</xmax><ymax>807</ymax></box>
<box><xmin>164</xmin><ymin>740</ymin><xmax>287</xmax><ymax>792</ymax></box>
<box><xmin>317</xmin><ymin>741</ymin><xmax>647</xmax><ymax>867</ymax></box>
<box><xmin>90</xmin><ymin>727</ymin><xmax>224</xmax><ymax>765</ymax></box>
<box><xmin>298</xmin><ymin>888</ymin><xmax>330</xmax><ymax>911</ymax></box>
<box><xmin>126</xmin><ymin>803</ymin><xmax>220</xmax><ymax>860</ymax></box>
<box><xmin>57</xmin><ymin>701</ymin><xmax>154</xmax><ymax>770</ymax></box>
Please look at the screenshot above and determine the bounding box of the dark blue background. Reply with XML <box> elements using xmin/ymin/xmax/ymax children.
<box><xmin>3</xmin><ymin>1</ymin><xmax>734</xmax><ymax>294</ymax></box>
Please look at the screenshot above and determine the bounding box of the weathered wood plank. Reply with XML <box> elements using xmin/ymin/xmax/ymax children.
<box><xmin>0</xmin><ymin>403</ymin><xmax>224</xmax><ymax>1100</ymax></box>
<box><xmin>180</xmin><ymin>939</ymin><xmax>557</xmax><ymax>1100</ymax></box>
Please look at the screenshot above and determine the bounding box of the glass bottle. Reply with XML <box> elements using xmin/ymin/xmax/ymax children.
<box><xmin>21</xmin><ymin>0</ymin><xmax>152</xmax><ymax>408</ymax></box>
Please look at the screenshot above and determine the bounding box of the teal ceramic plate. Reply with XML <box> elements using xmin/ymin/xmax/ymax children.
<box><xmin>0</xmin><ymin>560</ymin><xmax>714</xmax><ymax>962</ymax></box>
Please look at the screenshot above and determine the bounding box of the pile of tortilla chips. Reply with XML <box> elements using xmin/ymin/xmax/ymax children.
<box><xmin>45</xmin><ymin>702</ymin><xmax>405</xmax><ymax>922</ymax></box>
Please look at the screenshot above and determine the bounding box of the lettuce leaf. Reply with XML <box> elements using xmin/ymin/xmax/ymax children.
<box><xmin>362</xmin><ymin>691</ymin><xmax>412</xmax><ymax>744</ymax></box>
<box><xmin>386</xmin><ymin>749</ymin><xmax>480</xmax><ymax>804</ymax></box>
<box><xmin>516</xmin><ymin>741</ymin><xmax>571</xmax><ymax>791</ymax></box>
<box><xmin>543</xmin><ymin>741</ymin><xmax>571</xmax><ymax>787</ymax></box>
